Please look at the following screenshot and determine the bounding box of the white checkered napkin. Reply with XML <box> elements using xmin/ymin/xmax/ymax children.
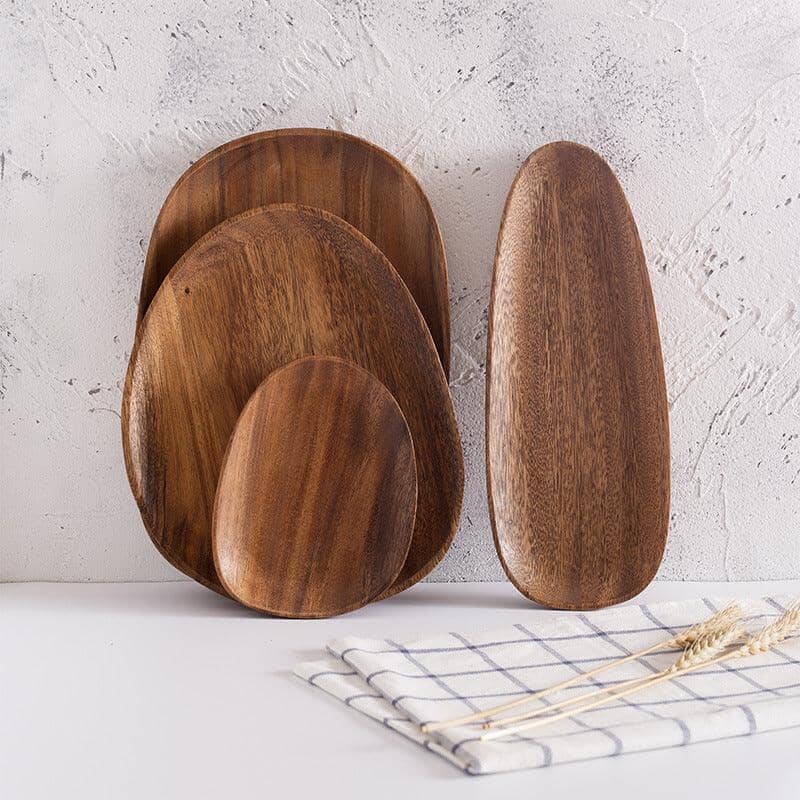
<box><xmin>294</xmin><ymin>596</ymin><xmax>800</xmax><ymax>775</ymax></box>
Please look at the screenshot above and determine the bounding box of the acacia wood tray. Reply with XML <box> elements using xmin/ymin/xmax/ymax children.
<box><xmin>486</xmin><ymin>142</ymin><xmax>670</xmax><ymax>610</ymax></box>
<box><xmin>138</xmin><ymin>128</ymin><xmax>451</xmax><ymax>376</ymax></box>
<box><xmin>123</xmin><ymin>204</ymin><xmax>463</xmax><ymax>598</ymax></box>
<box><xmin>212</xmin><ymin>356</ymin><xmax>417</xmax><ymax>618</ymax></box>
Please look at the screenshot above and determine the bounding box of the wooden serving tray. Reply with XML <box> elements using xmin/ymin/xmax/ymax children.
<box><xmin>213</xmin><ymin>356</ymin><xmax>417</xmax><ymax>618</ymax></box>
<box><xmin>138</xmin><ymin>128</ymin><xmax>451</xmax><ymax>376</ymax></box>
<box><xmin>486</xmin><ymin>142</ymin><xmax>670</xmax><ymax>610</ymax></box>
<box><xmin>123</xmin><ymin>205</ymin><xmax>463</xmax><ymax>598</ymax></box>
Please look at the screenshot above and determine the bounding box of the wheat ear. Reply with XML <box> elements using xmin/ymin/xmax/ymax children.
<box><xmin>671</xmin><ymin>603</ymin><xmax>742</xmax><ymax>647</ymax></box>
<box><xmin>482</xmin><ymin>621</ymin><xmax>745</xmax><ymax>741</ymax></box>
<box><xmin>670</xmin><ymin>620</ymin><xmax>745</xmax><ymax>671</ymax></box>
<box><xmin>734</xmin><ymin>602</ymin><xmax>800</xmax><ymax>656</ymax></box>
<box><xmin>421</xmin><ymin>603</ymin><xmax>741</xmax><ymax>734</ymax></box>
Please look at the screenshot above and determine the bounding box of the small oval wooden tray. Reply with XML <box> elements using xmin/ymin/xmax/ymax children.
<box><xmin>213</xmin><ymin>356</ymin><xmax>417</xmax><ymax>618</ymax></box>
<box><xmin>486</xmin><ymin>142</ymin><xmax>670</xmax><ymax>610</ymax></box>
<box><xmin>123</xmin><ymin>204</ymin><xmax>463</xmax><ymax>598</ymax></box>
<box><xmin>138</xmin><ymin>128</ymin><xmax>451</xmax><ymax>376</ymax></box>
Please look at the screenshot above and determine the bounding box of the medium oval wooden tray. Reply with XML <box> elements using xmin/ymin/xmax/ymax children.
<box><xmin>213</xmin><ymin>356</ymin><xmax>417</xmax><ymax>618</ymax></box>
<box><xmin>486</xmin><ymin>141</ymin><xmax>670</xmax><ymax>610</ymax></box>
<box><xmin>123</xmin><ymin>204</ymin><xmax>463</xmax><ymax>597</ymax></box>
<box><xmin>138</xmin><ymin>127</ymin><xmax>451</xmax><ymax>376</ymax></box>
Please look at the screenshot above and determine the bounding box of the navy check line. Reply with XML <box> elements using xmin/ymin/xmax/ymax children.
<box><xmin>333</xmin><ymin>653</ymin><xmax>793</xmax><ymax>691</ymax></box>
<box><xmin>449</xmin><ymin>632</ymin><xmax>556</xmax><ymax>765</ymax></box>
<box><xmin>530</xmin><ymin>618</ymin><xmax>671</xmax><ymax>723</ymax></box>
<box><xmin>344</xmin><ymin>693</ymin><xmax>382</xmax><ymax>706</ymax></box>
<box><xmin>404</xmin><ymin>670</ymin><xmax>800</xmax><ymax>708</ymax></box>
<box><xmin>571</xmin><ymin>680</ymin><xmax>800</xmax><ymax>714</ymax></box>
<box><xmin>512</xmin><ymin>624</ymin><xmax>626</xmax><ymax>754</ymax></box>
<box><xmin>302</xmin><ymin>677</ymin><xmax>800</xmax><ymax>710</ymax></box>
<box><xmin>341</xmin><ymin>647</ymin><xmax>466</xmax><ymax>746</ymax></box>
<box><xmin>449</xmin><ymin>632</ymin><xmax>536</xmax><ymax>695</ymax></box>
<box><xmin>517</xmin><ymin>614</ymin><xmax>662</xmax><ymax>744</ymax></box>
<box><xmin>739</xmin><ymin>704</ymin><xmax>757</xmax><ymax>734</ymax></box>
<box><xmin>577</xmin><ymin>612</ymin><xmax>694</xmax><ymax>743</ymax></box>
<box><xmin>386</xmin><ymin>638</ymin><xmax>488</xmax><ymax>774</ymax></box>
<box><xmin>635</xmin><ymin>605</ymin><xmax>727</xmax><ymax>713</ymax></box>
<box><xmin>396</xmin><ymin>688</ymin><xmax>530</xmax><ymax>704</ymax></box>
<box><xmin>307</xmin><ymin>668</ymin><xmax>357</xmax><ymax>684</ymax></box>
<box><xmin>335</xmin><ymin>622</ymin><xmax>692</xmax><ymax>661</ymax></box>
<box><xmin>766</xmin><ymin>597</ymin><xmax>788</xmax><ymax>613</ymax></box>
<box><xmin>362</xmin><ymin>648</ymin><xmax>683</xmax><ymax>684</ymax></box>
<box><xmin>382</xmin><ymin>716</ymin><xmax>409</xmax><ymax>725</ymax></box>
<box><xmin>334</xmin><ymin>610</ymin><xmax>784</xmax><ymax>664</ymax></box>
<box><xmin>311</xmin><ymin>660</ymin><xmax>800</xmax><ymax>709</ymax></box>
<box><xmin>338</xmin><ymin>650</ymin><xmax>423</xmax><ymax>715</ymax></box>
<box><xmin>385</xmin><ymin>639</ymin><xmax>481</xmax><ymax>714</ymax></box>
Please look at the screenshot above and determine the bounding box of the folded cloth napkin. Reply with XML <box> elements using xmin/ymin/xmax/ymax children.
<box><xmin>294</xmin><ymin>595</ymin><xmax>800</xmax><ymax>775</ymax></box>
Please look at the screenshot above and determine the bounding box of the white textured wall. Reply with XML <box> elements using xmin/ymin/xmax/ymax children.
<box><xmin>2</xmin><ymin>0</ymin><xmax>798</xmax><ymax>583</ymax></box>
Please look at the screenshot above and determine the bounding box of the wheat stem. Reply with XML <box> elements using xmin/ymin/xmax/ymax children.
<box><xmin>481</xmin><ymin>604</ymin><xmax>743</xmax><ymax>730</ymax></box>
<box><xmin>483</xmin><ymin>622</ymin><xmax>742</xmax><ymax>741</ymax></box>
<box><xmin>482</xmin><ymin>673</ymin><xmax>655</xmax><ymax>729</ymax></box>
<box><xmin>421</xmin><ymin>604</ymin><xmax>741</xmax><ymax>734</ymax></box>
<box><xmin>482</xmin><ymin>603</ymin><xmax>799</xmax><ymax>742</ymax></box>
<box><xmin>482</xmin><ymin>651</ymin><xmax>721</xmax><ymax>741</ymax></box>
<box><xmin>734</xmin><ymin>602</ymin><xmax>800</xmax><ymax>656</ymax></box>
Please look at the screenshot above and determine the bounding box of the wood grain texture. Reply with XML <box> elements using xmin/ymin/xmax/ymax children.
<box><xmin>122</xmin><ymin>204</ymin><xmax>462</xmax><ymax>597</ymax></box>
<box><xmin>213</xmin><ymin>357</ymin><xmax>417</xmax><ymax>618</ymax></box>
<box><xmin>138</xmin><ymin>127</ymin><xmax>451</xmax><ymax>376</ymax></box>
<box><xmin>486</xmin><ymin>141</ymin><xmax>670</xmax><ymax>610</ymax></box>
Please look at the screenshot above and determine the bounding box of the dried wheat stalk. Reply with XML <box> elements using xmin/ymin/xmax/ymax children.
<box><xmin>421</xmin><ymin>603</ymin><xmax>742</xmax><ymax>734</ymax></box>
<box><xmin>482</xmin><ymin>620</ymin><xmax>745</xmax><ymax>741</ymax></box>
<box><xmin>482</xmin><ymin>603</ymin><xmax>800</xmax><ymax>742</ymax></box>
<box><xmin>481</xmin><ymin>604</ymin><xmax>743</xmax><ymax>730</ymax></box>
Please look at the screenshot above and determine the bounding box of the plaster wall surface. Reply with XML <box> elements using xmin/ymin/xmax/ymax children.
<box><xmin>2</xmin><ymin>0</ymin><xmax>799</xmax><ymax>582</ymax></box>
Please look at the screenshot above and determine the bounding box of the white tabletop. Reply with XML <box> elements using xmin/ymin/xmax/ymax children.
<box><xmin>3</xmin><ymin>580</ymin><xmax>799</xmax><ymax>799</ymax></box>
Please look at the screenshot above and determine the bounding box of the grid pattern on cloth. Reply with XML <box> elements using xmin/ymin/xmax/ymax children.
<box><xmin>293</xmin><ymin>596</ymin><xmax>800</xmax><ymax>775</ymax></box>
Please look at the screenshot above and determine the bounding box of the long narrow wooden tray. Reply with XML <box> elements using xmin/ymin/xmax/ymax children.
<box><xmin>486</xmin><ymin>142</ymin><xmax>670</xmax><ymax>610</ymax></box>
<box><xmin>138</xmin><ymin>128</ymin><xmax>451</xmax><ymax>376</ymax></box>
<box><xmin>123</xmin><ymin>205</ymin><xmax>463</xmax><ymax>598</ymax></box>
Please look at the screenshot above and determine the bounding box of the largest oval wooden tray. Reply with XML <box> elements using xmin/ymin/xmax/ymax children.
<box><xmin>123</xmin><ymin>204</ymin><xmax>463</xmax><ymax>598</ymax></box>
<box><xmin>138</xmin><ymin>128</ymin><xmax>451</xmax><ymax>376</ymax></box>
<box><xmin>486</xmin><ymin>141</ymin><xmax>670</xmax><ymax>610</ymax></box>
